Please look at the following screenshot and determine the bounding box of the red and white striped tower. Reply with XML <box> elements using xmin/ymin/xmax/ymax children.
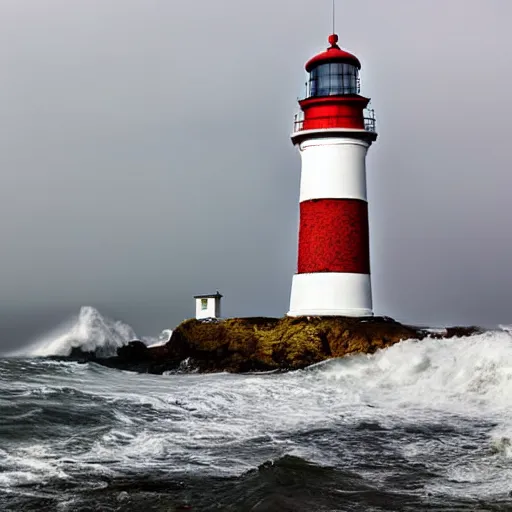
<box><xmin>288</xmin><ymin>34</ymin><xmax>378</xmax><ymax>317</ymax></box>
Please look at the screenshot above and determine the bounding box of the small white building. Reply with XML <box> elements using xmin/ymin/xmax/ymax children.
<box><xmin>194</xmin><ymin>291</ymin><xmax>223</xmax><ymax>320</ymax></box>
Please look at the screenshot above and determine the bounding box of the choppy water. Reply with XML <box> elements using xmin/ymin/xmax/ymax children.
<box><xmin>1</xmin><ymin>309</ymin><xmax>512</xmax><ymax>510</ymax></box>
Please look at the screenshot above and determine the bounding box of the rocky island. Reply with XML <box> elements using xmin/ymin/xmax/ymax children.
<box><xmin>64</xmin><ymin>316</ymin><xmax>480</xmax><ymax>374</ymax></box>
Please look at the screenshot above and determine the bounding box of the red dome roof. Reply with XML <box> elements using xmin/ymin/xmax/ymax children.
<box><xmin>305</xmin><ymin>34</ymin><xmax>361</xmax><ymax>71</ymax></box>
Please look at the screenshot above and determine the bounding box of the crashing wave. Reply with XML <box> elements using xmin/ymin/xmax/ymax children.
<box><xmin>146</xmin><ymin>329</ymin><xmax>173</xmax><ymax>348</ymax></box>
<box><xmin>305</xmin><ymin>327</ymin><xmax>512</xmax><ymax>416</ymax></box>
<box><xmin>12</xmin><ymin>306</ymin><xmax>138</xmax><ymax>358</ymax></box>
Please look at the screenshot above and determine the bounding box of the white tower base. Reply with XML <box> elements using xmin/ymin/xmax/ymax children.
<box><xmin>287</xmin><ymin>273</ymin><xmax>373</xmax><ymax>317</ymax></box>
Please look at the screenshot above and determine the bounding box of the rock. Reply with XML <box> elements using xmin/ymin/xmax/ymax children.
<box><xmin>147</xmin><ymin>343</ymin><xmax>170</xmax><ymax>360</ymax></box>
<box><xmin>165</xmin><ymin>316</ymin><xmax>425</xmax><ymax>373</ymax></box>
<box><xmin>52</xmin><ymin>316</ymin><xmax>484</xmax><ymax>375</ymax></box>
<box><xmin>117</xmin><ymin>340</ymin><xmax>150</xmax><ymax>362</ymax></box>
<box><xmin>67</xmin><ymin>346</ymin><xmax>97</xmax><ymax>362</ymax></box>
<box><xmin>444</xmin><ymin>326</ymin><xmax>482</xmax><ymax>338</ymax></box>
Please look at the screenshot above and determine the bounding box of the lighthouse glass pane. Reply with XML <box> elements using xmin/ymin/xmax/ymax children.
<box><xmin>308</xmin><ymin>63</ymin><xmax>359</xmax><ymax>97</ymax></box>
<box><xmin>201</xmin><ymin>299</ymin><xmax>208</xmax><ymax>310</ymax></box>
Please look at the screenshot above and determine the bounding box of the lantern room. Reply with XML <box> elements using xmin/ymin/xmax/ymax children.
<box><xmin>305</xmin><ymin>34</ymin><xmax>361</xmax><ymax>98</ymax></box>
<box><xmin>292</xmin><ymin>34</ymin><xmax>376</xmax><ymax>138</ymax></box>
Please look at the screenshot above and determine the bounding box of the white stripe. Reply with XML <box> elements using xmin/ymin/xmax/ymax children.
<box><xmin>288</xmin><ymin>272</ymin><xmax>372</xmax><ymax>317</ymax></box>
<box><xmin>298</xmin><ymin>137</ymin><xmax>369</xmax><ymax>202</ymax></box>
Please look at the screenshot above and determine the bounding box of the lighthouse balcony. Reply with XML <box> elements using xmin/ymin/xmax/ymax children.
<box><xmin>293</xmin><ymin>109</ymin><xmax>377</xmax><ymax>134</ymax></box>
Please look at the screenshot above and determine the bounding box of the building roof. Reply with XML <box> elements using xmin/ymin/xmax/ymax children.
<box><xmin>305</xmin><ymin>34</ymin><xmax>361</xmax><ymax>71</ymax></box>
<box><xmin>194</xmin><ymin>291</ymin><xmax>223</xmax><ymax>299</ymax></box>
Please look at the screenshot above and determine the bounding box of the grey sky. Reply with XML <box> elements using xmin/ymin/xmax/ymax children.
<box><xmin>0</xmin><ymin>0</ymin><xmax>511</xmax><ymax>350</ymax></box>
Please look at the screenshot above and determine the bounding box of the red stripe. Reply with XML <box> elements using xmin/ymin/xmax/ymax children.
<box><xmin>300</xmin><ymin>96</ymin><xmax>369</xmax><ymax>131</ymax></box>
<box><xmin>297</xmin><ymin>199</ymin><xmax>370</xmax><ymax>274</ymax></box>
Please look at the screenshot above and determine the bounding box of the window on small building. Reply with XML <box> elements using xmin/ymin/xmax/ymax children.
<box><xmin>201</xmin><ymin>299</ymin><xmax>208</xmax><ymax>310</ymax></box>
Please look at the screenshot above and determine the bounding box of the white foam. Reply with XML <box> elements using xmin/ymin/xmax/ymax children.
<box><xmin>11</xmin><ymin>306</ymin><xmax>138</xmax><ymax>358</ymax></box>
<box><xmin>146</xmin><ymin>329</ymin><xmax>173</xmax><ymax>348</ymax></box>
<box><xmin>315</xmin><ymin>329</ymin><xmax>512</xmax><ymax>414</ymax></box>
<box><xmin>3</xmin><ymin>325</ymin><xmax>512</xmax><ymax>500</ymax></box>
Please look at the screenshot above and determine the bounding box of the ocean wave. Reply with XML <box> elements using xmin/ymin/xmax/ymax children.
<box><xmin>10</xmin><ymin>306</ymin><xmax>138</xmax><ymax>358</ymax></box>
<box><xmin>7</xmin><ymin>306</ymin><xmax>174</xmax><ymax>360</ymax></box>
<box><xmin>2</xmin><ymin>325</ymin><xmax>512</xmax><ymax>508</ymax></box>
<box><xmin>305</xmin><ymin>328</ymin><xmax>512</xmax><ymax>413</ymax></box>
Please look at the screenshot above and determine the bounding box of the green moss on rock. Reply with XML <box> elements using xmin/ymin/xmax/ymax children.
<box><xmin>166</xmin><ymin>316</ymin><xmax>436</xmax><ymax>373</ymax></box>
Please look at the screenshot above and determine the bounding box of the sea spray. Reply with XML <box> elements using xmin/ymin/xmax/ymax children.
<box><xmin>307</xmin><ymin>328</ymin><xmax>512</xmax><ymax>413</ymax></box>
<box><xmin>11</xmin><ymin>306</ymin><xmax>138</xmax><ymax>358</ymax></box>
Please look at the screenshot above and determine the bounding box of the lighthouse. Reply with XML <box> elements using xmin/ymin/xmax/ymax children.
<box><xmin>288</xmin><ymin>34</ymin><xmax>377</xmax><ymax>317</ymax></box>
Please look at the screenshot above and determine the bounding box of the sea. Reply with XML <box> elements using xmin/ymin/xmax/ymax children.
<box><xmin>1</xmin><ymin>307</ymin><xmax>512</xmax><ymax>511</ymax></box>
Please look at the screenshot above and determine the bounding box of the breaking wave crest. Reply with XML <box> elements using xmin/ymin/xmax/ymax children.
<box><xmin>306</xmin><ymin>327</ymin><xmax>512</xmax><ymax>413</ymax></box>
<box><xmin>12</xmin><ymin>306</ymin><xmax>138</xmax><ymax>358</ymax></box>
